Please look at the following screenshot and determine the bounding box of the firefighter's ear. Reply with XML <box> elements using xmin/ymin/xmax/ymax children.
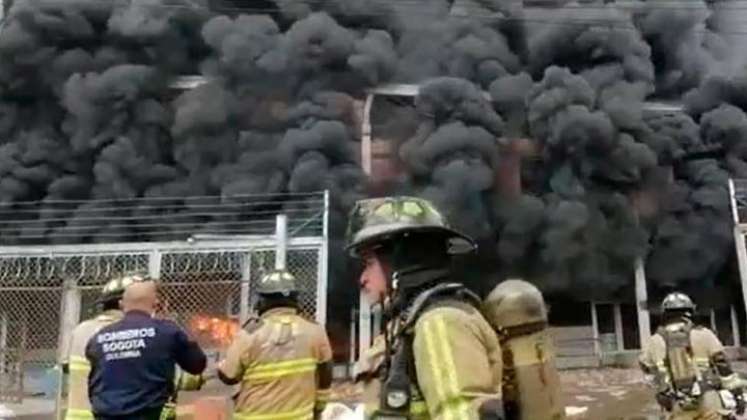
<box><xmin>118</xmin><ymin>298</ymin><xmax>124</xmax><ymax>310</ymax></box>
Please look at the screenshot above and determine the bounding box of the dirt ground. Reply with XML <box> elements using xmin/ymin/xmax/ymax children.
<box><xmin>326</xmin><ymin>367</ymin><xmax>664</xmax><ymax>419</ymax></box>
<box><xmin>324</xmin><ymin>366</ymin><xmax>744</xmax><ymax>420</ymax></box>
<box><xmin>4</xmin><ymin>366</ymin><xmax>747</xmax><ymax>419</ymax></box>
<box><xmin>560</xmin><ymin>368</ymin><xmax>661</xmax><ymax>419</ymax></box>
<box><xmin>558</xmin><ymin>363</ymin><xmax>747</xmax><ymax>420</ymax></box>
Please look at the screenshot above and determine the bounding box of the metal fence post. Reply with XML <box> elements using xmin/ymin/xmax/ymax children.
<box><xmin>315</xmin><ymin>190</ymin><xmax>329</xmax><ymax>326</ymax></box>
<box><xmin>731</xmin><ymin>305</ymin><xmax>741</xmax><ymax>347</ymax></box>
<box><xmin>57</xmin><ymin>276</ymin><xmax>81</xmax><ymax>363</ymax></box>
<box><xmin>613</xmin><ymin>303</ymin><xmax>624</xmax><ymax>351</ymax></box>
<box><xmin>240</xmin><ymin>252</ymin><xmax>252</xmax><ymax>325</ymax></box>
<box><xmin>710</xmin><ymin>309</ymin><xmax>717</xmax><ymax>333</ymax></box>
<box><xmin>276</xmin><ymin>215</ymin><xmax>287</xmax><ymax>270</ymax></box>
<box><xmin>0</xmin><ymin>311</ymin><xmax>7</xmax><ymax>379</ymax></box>
<box><xmin>149</xmin><ymin>249</ymin><xmax>162</xmax><ymax>280</ymax></box>
<box><xmin>728</xmin><ymin>179</ymin><xmax>747</xmax><ymax>343</ymax></box>
<box><xmin>590</xmin><ymin>302</ymin><xmax>600</xmax><ymax>360</ymax></box>
<box><xmin>635</xmin><ymin>257</ymin><xmax>651</xmax><ymax>347</ymax></box>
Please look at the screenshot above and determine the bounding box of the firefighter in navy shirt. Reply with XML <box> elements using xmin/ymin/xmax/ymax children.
<box><xmin>86</xmin><ymin>280</ymin><xmax>207</xmax><ymax>420</ymax></box>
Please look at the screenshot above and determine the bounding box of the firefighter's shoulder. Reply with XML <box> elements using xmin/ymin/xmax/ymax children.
<box><xmin>690</xmin><ymin>325</ymin><xmax>722</xmax><ymax>345</ymax></box>
<box><xmin>413</xmin><ymin>302</ymin><xmax>484</xmax><ymax>334</ymax></box>
<box><xmin>281</xmin><ymin>312</ymin><xmax>326</xmax><ymax>334</ymax></box>
<box><xmin>73</xmin><ymin>315</ymin><xmax>117</xmax><ymax>339</ymax></box>
<box><xmin>72</xmin><ymin>317</ymin><xmax>100</xmax><ymax>334</ymax></box>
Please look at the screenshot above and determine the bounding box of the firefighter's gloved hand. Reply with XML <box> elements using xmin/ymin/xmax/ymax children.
<box><xmin>656</xmin><ymin>391</ymin><xmax>674</xmax><ymax>411</ymax></box>
<box><xmin>732</xmin><ymin>389</ymin><xmax>745</xmax><ymax>415</ymax></box>
<box><xmin>177</xmin><ymin>372</ymin><xmax>205</xmax><ymax>391</ymax></box>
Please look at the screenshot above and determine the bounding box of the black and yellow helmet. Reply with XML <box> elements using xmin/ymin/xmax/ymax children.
<box><xmin>345</xmin><ymin>196</ymin><xmax>476</xmax><ymax>258</ymax></box>
<box><xmin>99</xmin><ymin>273</ymin><xmax>148</xmax><ymax>304</ymax></box>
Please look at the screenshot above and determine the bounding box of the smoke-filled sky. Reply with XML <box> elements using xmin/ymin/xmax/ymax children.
<box><xmin>2</xmin><ymin>0</ymin><xmax>747</xmax><ymax>306</ymax></box>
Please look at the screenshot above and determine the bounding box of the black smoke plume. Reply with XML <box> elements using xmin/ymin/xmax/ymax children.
<box><xmin>2</xmin><ymin>0</ymin><xmax>747</xmax><ymax>312</ymax></box>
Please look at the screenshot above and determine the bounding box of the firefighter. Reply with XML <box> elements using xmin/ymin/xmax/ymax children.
<box><xmin>640</xmin><ymin>292</ymin><xmax>745</xmax><ymax>420</ymax></box>
<box><xmin>481</xmin><ymin>279</ymin><xmax>565</xmax><ymax>420</ymax></box>
<box><xmin>217</xmin><ymin>269</ymin><xmax>333</xmax><ymax>420</ymax></box>
<box><xmin>346</xmin><ymin>196</ymin><xmax>504</xmax><ymax>419</ymax></box>
<box><xmin>58</xmin><ymin>274</ymin><xmax>139</xmax><ymax>420</ymax></box>
<box><xmin>86</xmin><ymin>279</ymin><xmax>207</xmax><ymax>420</ymax></box>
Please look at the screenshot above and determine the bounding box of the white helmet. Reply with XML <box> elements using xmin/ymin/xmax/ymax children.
<box><xmin>661</xmin><ymin>292</ymin><xmax>695</xmax><ymax>313</ymax></box>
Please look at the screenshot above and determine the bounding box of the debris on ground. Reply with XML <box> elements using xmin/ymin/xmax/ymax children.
<box><xmin>0</xmin><ymin>404</ymin><xmax>14</xmax><ymax>418</ymax></box>
<box><xmin>566</xmin><ymin>406</ymin><xmax>589</xmax><ymax>416</ymax></box>
<box><xmin>560</xmin><ymin>368</ymin><xmax>660</xmax><ymax>419</ymax></box>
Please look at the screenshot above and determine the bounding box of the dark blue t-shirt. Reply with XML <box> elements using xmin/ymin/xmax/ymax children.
<box><xmin>85</xmin><ymin>310</ymin><xmax>206</xmax><ymax>416</ymax></box>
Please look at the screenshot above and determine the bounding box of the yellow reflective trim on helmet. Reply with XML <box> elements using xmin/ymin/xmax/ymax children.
<box><xmin>402</xmin><ymin>201</ymin><xmax>424</xmax><ymax>217</ymax></box>
<box><xmin>374</xmin><ymin>202</ymin><xmax>395</xmax><ymax>217</ymax></box>
<box><xmin>234</xmin><ymin>403</ymin><xmax>315</xmax><ymax>420</ymax></box>
<box><xmin>64</xmin><ymin>408</ymin><xmax>95</xmax><ymax>420</ymax></box>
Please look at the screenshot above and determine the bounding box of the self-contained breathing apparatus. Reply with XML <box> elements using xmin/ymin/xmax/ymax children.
<box><xmin>653</xmin><ymin>322</ymin><xmax>744</xmax><ymax>418</ymax></box>
<box><xmin>660</xmin><ymin>321</ymin><xmax>703</xmax><ymax>411</ymax></box>
<box><xmin>492</xmin><ymin>320</ymin><xmax>557</xmax><ymax>419</ymax></box>
<box><xmin>372</xmin><ymin>283</ymin><xmax>483</xmax><ymax>420</ymax></box>
<box><xmin>647</xmin><ymin>292</ymin><xmax>746</xmax><ymax>418</ymax></box>
<box><xmin>482</xmin><ymin>279</ymin><xmax>565</xmax><ymax>420</ymax></box>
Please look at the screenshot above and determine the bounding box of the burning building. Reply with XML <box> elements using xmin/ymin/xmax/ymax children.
<box><xmin>1</xmin><ymin>0</ymin><xmax>747</xmax><ymax>371</ymax></box>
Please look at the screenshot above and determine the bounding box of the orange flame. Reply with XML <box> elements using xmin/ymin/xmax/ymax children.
<box><xmin>189</xmin><ymin>315</ymin><xmax>240</xmax><ymax>347</ymax></box>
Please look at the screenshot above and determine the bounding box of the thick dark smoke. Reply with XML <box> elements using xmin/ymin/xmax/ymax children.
<box><xmin>2</xmin><ymin>0</ymin><xmax>747</xmax><ymax>310</ymax></box>
<box><xmin>395</xmin><ymin>15</ymin><xmax>521</xmax><ymax>89</ymax></box>
<box><xmin>632</xmin><ymin>0</ymin><xmax>719</xmax><ymax>98</ymax></box>
<box><xmin>399</xmin><ymin>77</ymin><xmax>504</xmax><ymax>238</ymax></box>
<box><xmin>502</xmin><ymin>66</ymin><xmax>652</xmax><ymax>297</ymax></box>
<box><xmin>527</xmin><ymin>5</ymin><xmax>655</xmax><ymax>107</ymax></box>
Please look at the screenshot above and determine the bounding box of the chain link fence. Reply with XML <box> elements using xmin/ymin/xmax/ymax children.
<box><xmin>0</xmin><ymin>237</ymin><xmax>327</xmax><ymax>403</ymax></box>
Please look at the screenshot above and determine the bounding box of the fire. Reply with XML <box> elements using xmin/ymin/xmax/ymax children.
<box><xmin>190</xmin><ymin>315</ymin><xmax>240</xmax><ymax>347</ymax></box>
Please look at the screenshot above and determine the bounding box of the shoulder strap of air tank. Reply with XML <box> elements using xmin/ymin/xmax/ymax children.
<box><xmin>401</xmin><ymin>283</ymin><xmax>480</xmax><ymax>332</ymax></box>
